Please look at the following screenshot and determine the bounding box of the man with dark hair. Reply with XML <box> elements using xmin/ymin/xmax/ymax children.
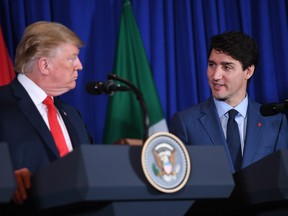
<box><xmin>169</xmin><ymin>31</ymin><xmax>288</xmax><ymax>173</ymax></box>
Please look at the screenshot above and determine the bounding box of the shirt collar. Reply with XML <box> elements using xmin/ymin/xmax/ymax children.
<box><xmin>17</xmin><ymin>74</ymin><xmax>48</xmax><ymax>105</ymax></box>
<box><xmin>213</xmin><ymin>96</ymin><xmax>248</xmax><ymax>118</ymax></box>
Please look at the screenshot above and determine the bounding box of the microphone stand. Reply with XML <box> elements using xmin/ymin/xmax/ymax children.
<box><xmin>108</xmin><ymin>73</ymin><xmax>149</xmax><ymax>143</ymax></box>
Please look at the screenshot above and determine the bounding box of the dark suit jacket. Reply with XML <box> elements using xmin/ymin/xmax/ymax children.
<box><xmin>169</xmin><ymin>97</ymin><xmax>288</xmax><ymax>172</ymax></box>
<box><xmin>0</xmin><ymin>77</ymin><xmax>93</xmax><ymax>173</ymax></box>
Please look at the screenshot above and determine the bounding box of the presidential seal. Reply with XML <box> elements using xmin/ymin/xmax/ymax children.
<box><xmin>141</xmin><ymin>132</ymin><xmax>191</xmax><ymax>193</ymax></box>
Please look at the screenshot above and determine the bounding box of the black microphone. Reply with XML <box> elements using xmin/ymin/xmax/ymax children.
<box><xmin>86</xmin><ymin>80</ymin><xmax>130</xmax><ymax>95</ymax></box>
<box><xmin>260</xmin><ymin>100</ymin><xmax>288</xmax><ymax>116</ymax></box>
<box><xmin>108</xmin><ymin>73</ymin><xmax>150</xmax><ymax>142</ymax></box>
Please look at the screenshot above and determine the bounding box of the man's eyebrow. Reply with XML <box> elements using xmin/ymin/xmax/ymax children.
<box><xmin>221</xmin><ymin>62</ymin><xmax>235</xmax><ymax>66</ymax></box>
<box><xmin>208</xmin><ymin>60</ymin><xmax>235</xmax><ymax>66</ymax></box>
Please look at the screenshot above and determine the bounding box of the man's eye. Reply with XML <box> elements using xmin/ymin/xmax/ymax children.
<box><xmin>208</xmin><ymin>63</ymin><xmax>215</xmax><ymax>68</ymax></box>
<box><xmin>223</xmin><ymin>65</ymin><xmax>232</xmax><ymax>70</ymax></box>
<box><xmin>69</xmin><ymin>56</ymin><xmax>77</xmax><ymax>62</ymax></box>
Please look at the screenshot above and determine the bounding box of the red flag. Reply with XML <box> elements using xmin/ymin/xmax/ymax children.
<box><xmin>0</xmin><ymin>26</ymin><xmax>15</xmax><ymax>86</ymax></box>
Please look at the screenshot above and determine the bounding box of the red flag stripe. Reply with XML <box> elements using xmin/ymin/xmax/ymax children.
<box><xmin>0</xmin><ymin>26</ymin><xmax>15</xmax><ymax>86</ymax></box>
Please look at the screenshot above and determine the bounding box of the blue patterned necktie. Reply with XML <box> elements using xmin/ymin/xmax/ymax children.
<box><xmin>226</xmin><ymin>109</ymin><xmax>242</xmax><ymax>172</ymax></box>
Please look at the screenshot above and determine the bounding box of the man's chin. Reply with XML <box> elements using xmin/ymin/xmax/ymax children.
<box><xmin>213</xmin><ymin>94</ymin><xmax>227</xmax><ymax>101</ymax></box>
<box><xmin>69</xmin><ymin>82</ymin><xmax>77</xmax><ymax>90</ymax></box>
<box><xmin>58</xmin><ymin>85</ymin><xmax>76</xmax><ymax>95</ymax></box>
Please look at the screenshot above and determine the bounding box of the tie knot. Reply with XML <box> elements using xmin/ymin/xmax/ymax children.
<box><xmin>228</xmin><ymin>109</ymin><xmax>238</xmax><ymax>119</ymax></box>
<box><xmin>43</xmin><ymin>96</ymin><xmax>54</xmax><ymax>106</ymax></box>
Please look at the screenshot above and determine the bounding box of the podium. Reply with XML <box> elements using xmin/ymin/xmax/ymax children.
<box><xmin>231</xmin><ymin>148</ymin><xmax>288</xmax><ymax>215</ymax></box>
<box><xmin>31</xmin><ymin>145</ymin><xmax>234</xmax><ymax>215</ymax></box>
<box><xmin>235</xmin><ymin>148</ymin><xmax>288</xmax><ymax>204</ymax></box>
<box><xmin>186</xmin><ymin>148</ymin><xmax>288</xmax><ymax>215</ymax></box>
<box><xmin>0</xmin><ymin>142</ymin><xmax>16</xmax><ymax>203</ymax></box>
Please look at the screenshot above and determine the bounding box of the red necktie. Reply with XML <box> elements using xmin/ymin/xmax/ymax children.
<box><xmin>43</xmin><ymin>96</ymin><xmax>69</xmax><ymax>157</ymax></box>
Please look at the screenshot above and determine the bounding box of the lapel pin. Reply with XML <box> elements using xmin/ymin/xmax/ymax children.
<box><xmin>62</xmin><ymin>110</ymin><xmax>67</xmax><ymax>116</ymax></box>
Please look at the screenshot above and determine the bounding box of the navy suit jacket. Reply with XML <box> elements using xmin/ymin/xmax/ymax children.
<box><xmin>169</xmin><ymin>97</ymin><xmax>288</xmax><ymax>172</ymax></box>
<box><xmin>0</xmin><ymin>78</ymin><xmax>93</xmax><ymax>173</ymax></box>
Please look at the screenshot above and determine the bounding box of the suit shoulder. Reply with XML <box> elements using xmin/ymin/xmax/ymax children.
<box><xmin>172</xmin><ymin>98</ymin><xmax>211</xmax><ymax>118</ymax></box>
<box><xmin>0</xmin><ymin>84</ymin><xmax>14</xmax><ymax>100</ymax></box>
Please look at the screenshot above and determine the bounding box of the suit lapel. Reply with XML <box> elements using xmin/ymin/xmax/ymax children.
<box><xmin>199</xmin><ymin>98</ymin><xmax>227</xmax><ymax>146</ymax></box>
<box><xmin>242</xmin><ymin>101</ymin><xmax>263</xmax><ymax>167</ymax></box>
<box><xmin>12</xmin><ymin>79</ymin><xmax>60</xmax><ymax>158</ymax></box>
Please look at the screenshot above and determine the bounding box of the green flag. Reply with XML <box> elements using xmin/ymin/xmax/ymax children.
<box><xmin>103</xmin><ymin>0</ymin><xmax>168</xmax><ymax>144</ymax></box>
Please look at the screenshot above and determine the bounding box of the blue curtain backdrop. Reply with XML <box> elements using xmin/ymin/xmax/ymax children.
<box><xmin>0</xmin><ymin>0</ymin><xmax>288</xmax><ymax>144</ymax></box>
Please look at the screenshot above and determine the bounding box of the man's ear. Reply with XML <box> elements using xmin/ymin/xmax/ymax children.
<box><xmin>38</xmin><ymin>57</ymin><xmax>50</xmax><ymax>75</ymax></box>
<box><xmin>245</xmin><ymin>65</ymin><xmax>255</xmax><ymax>80</ymax></box>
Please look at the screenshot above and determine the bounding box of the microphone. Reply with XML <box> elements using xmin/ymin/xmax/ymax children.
<box><xmin>86</xmin><ymin>80</ymin><xmax>130</xmax><ymax>95</ymax></box>
<box><xmin>260</xmin><ymin>100</ymin><xmax>288</xmax><ymax>116</ymax></box>
<box><xmin>108</xmin><ymin>73</ymin><xmax>150</xmax><ymax>142</ymax></box>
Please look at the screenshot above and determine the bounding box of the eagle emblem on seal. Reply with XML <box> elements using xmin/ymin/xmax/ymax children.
<box><xmin>152</xmin><ymin>143</ymin><xmax>181</xmax><ymax>182</ymax></box>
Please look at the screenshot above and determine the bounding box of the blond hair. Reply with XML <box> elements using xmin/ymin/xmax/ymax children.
<box><xmin>14</xmin><ymin>21</ymin><xmax>84</xmax><ymax>74</ymax></box>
